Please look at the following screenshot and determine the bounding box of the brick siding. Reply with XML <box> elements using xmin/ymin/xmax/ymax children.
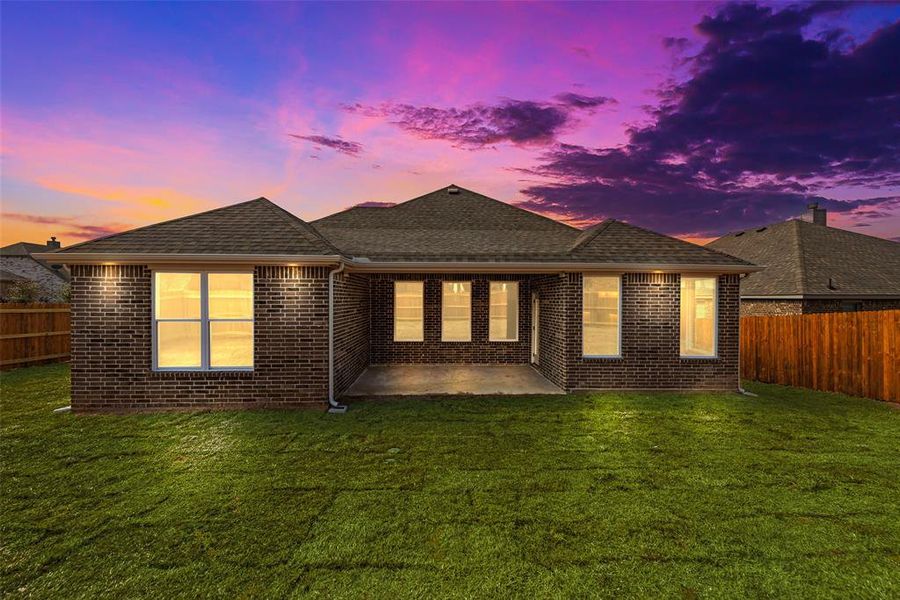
<box><xmin>566</xmin><ymin>273</ymin><xmax>740</xmax><ymax>391</ymax></box>
<box><xmin>333</xmin><ymin>271</ymin><xmax>370</xmax><ymax>395</ymax></box>
<box><xmin>69</xmin><ymin>264</ymin><xmax>331</xmax><ymax>411</ymax></box>
<box><xmin>530</xmin><ymin>274</ymin><xmax>568</xmax><ymax>389</ymax></box>
<box><xmin>369</xmin><ymin>274</ymin><xmax>532</xmax><ymax>364</ymax></box>
<box><xmin>70</xmin><ymin>265</ymin><xmax>744</xmax><ymax>410</ymax></box>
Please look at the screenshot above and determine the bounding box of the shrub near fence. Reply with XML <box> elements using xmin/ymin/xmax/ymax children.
<box><xmin>741</xmin><ymin>310</ymin><xmax>899</xmax><ymax>403</ymax></box>
<box><xmin>0</xmin><ymin>303</ymin><xmax>71</xmax><ymax>370</ymax></box>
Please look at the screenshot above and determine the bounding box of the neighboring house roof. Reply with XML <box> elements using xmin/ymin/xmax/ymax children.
<box><xmin>0</xmin><ymin>269</ymin><xmax>28</xmax><ymax>282</ymax></box>
<box><xmin>46</xmin><ymin>198</ymin><xmax>339</xmax><ymax>257</ymax></box>
<box><xmin>39</xmin><ymin>185</ymin><xmax>755</xmax><ymax>271</ymax></box>
<box><xmin>0</xmin><ymin>241</ymin><xmax>71</xmax><ymax>282</ymax></box>
<box><xmin>707</xmin><ymin>219</ymin><xmax>900</xmax><ymax>298</ymax></box>
<box><xmin>0</xmin><ymin>242</ymin><xmax>55</xmax><ymax>256</ymax></box>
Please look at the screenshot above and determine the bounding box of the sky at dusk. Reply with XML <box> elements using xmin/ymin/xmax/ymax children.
<box><xmin>2</xmin><ymin>1</ymin><xmax>899</xmax><ymax>247</ymax></box>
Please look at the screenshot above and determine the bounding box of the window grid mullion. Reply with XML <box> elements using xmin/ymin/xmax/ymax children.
<box><xmin>201</xmin><ymin>272</ymin><xmax>210</xmax><ymax>370</ymax></box>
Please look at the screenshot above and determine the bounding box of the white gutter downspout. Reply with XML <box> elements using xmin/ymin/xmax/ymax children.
<box><xmin>327</xmin><ymin>262</ymin><xmax>349</xmax><ymax>413</ymax></box>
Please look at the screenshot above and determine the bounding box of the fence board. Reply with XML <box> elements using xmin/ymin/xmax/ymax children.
<box><xmin>0</xmin><ymin>303</ymin><xmax>71</xmax><ymax>370</ymax></box>
<box><xmin>741</xmin><ymin>310</ymin><xmax>900</xmax><ymax>403</ymax></box>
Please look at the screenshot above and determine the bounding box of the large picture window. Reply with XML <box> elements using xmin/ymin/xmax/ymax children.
<box><xmin>394</xmin><ymin>281</ymin><xmax>424</xmax><ymax>341</ymax></box>
<box><xmin>442</xmin><ymin>281</ymin><xmax>471</xmax><ymax>342</ymax></box>
<box><xmin>489</xmin><ymin>281</ymin><xmax>518</xmax><ymax>341</ymax></box>
<box><xmin>680</xmin><ymin>276</ymin><xmax>717</xmax><ymax>357</ymax></box>
<box><xmin>153</xmin><ymin>272</ymin><xmax>254</xmax><ymax>370</ymax></box>
<box><xmin>583</xmin><ymin>275</ymin><xmax>621</xmax><ymax>357</ymax></box>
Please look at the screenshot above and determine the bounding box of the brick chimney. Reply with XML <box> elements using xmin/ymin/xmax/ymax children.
<box><xmin>46</xmin><ymin>236</ymin><xmax>61</xmax><ymax>249</ymax></box>
<box><xmin>801</xmin><ymin>203</ymin><xmax>827</xmax><ymax>226</ymax></box>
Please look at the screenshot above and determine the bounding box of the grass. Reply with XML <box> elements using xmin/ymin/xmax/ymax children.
<box><xmin>1</xmin><ymin>364</ymin><xmax>899</xmax><ymax>599</ymax></box>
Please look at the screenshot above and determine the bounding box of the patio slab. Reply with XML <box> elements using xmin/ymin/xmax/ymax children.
<box><xmin>343</xmin><ymin>364</ymin><xmax>564</xmax><ymax>397</ymax></box>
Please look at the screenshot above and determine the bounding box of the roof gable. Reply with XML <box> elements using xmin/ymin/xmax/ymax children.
<box><xmin>52</xmin><ymin>198</ymin><xmax>338</xmax><ymax>256</ymax></box>
<box><xmin>708</xmin><ymin>219</ymin><xmax>900</xmax><ymax>297</ymax></box>
<box><xmin>312</xmin><ymin>185</ymin><xmax>582</xmax><ymax>259</ymax></box>
<box><xmin>570</xmin><ymin>220</ymin><xmax>755</xmax><ymax>266</ymax></box>
<box><xmin>0</xmin><ymin>242</ymin><xmax>53</xmax><ymax>256</ymax></box>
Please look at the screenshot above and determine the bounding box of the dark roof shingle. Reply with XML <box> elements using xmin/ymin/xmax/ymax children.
<box><xmin>707</xmin><ymin>219</ymin><xmax>900</xmax><ymax>297</ymax></box>
<box><xmin>313</xmin><ymin>185</ymin><xmax>751</xmax><ymax>266</ymax></box>
<box><xmin>52</xmin><ymin>198</ymin><xmax>338</xmax><ymax>256</ymax></box>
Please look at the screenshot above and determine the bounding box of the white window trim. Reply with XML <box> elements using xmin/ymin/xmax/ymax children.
<box><xmin>680</xmin><ymin>274</ymin><xmax>718</xmax><ymax>359</ymax></box>
<box><xmin>393</xmin><ymin>280</ymin><xmax>424</xmax><ymax>342</ymax></box>
<box><xmin>488</xmin><ymin>280</ymin><xmax>519</xmax><ymax>342</ymax></box>
<box><xmin>582</xmin><ymin>274</ymin><xmax>623</xmax><ymax>359</ymax></box>
<box><xmin>441</xmin><ymin>280</ymin><xmax>472</xmax><ymax>342</ymax></box>
<box><xmin>151</xmin><ymin>269</ymin><xmax>254</xmax><ymax>372</ymax></box>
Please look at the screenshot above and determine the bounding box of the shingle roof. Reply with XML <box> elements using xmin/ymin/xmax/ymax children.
<box><xmin>312</xmin><ymin>185</ymin><xmax>579</xmax><ymax>260</ymax></box>
<box><xmin>0</xmin><ymin>269</ymin><xmax>28</xmax><ymax>282</ymax></box>
<box><xmin>43</xmin><ymin>185</ymin><xmax>755</xmax><ymax>270</ymax></box>
<box><xmin>313</xmin><ymin>185</ymin><xmax>751</xmax><ymax>266</ymax></box>
<box><xmin>0</xmin><ymin>242</ymin><xmax>53</xmax><ymax>256</ymax></box>
<box><xmin>707</xmin><ymin>219</ymin><xmax>900</xmax><ymax>297</ymax></box>
<box><xmin>51</xmin><ymin>198</ymin><xmax>339</xmax><ymax>256</ymax></box>
<box><xmin>568</xmin><ymin>219</ymin><xmax>754</xmax><ymax>265</ymax></box>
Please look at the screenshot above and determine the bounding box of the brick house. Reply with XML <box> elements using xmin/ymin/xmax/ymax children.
<box><xmin>38</xmin><ymin>185</ymin><xmax>757</xmax><ymax>412</ymax></box>
<box><xmin>708</xmin><ymin>205</ymin><xmax>900</xmax><ymax>316</ymax></box>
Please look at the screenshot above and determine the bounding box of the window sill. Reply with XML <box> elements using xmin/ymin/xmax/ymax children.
<box><xmin>150</xmin><ymin>369</ymin><xmax>254</xmax><ymax>379</ymax></box>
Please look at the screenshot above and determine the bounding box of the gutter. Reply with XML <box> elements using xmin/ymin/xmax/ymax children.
<box><xmin>34</xmin><ymin>253</ymin><xmax>760</xmax><ymax>275</ymax></box>
<box><xmin>342</xmin><ymin>259</ymin><xmax>762</xmax><ymax>275</ymax></box>
<box><xmin>31</xmin><ymin>253</ymin><xmax>345</xmax><ymax>265</ymax></box>
<box><xmin>326</xmin><ymin>262</ymin><xmax>348</xmax><ymax>414</ymax></box>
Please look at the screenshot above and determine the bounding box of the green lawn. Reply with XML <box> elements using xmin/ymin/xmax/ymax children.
<box><xmin>1</xmin><ymin>364</ymin><xmax>899</xmax><ymax>599</ymax></box>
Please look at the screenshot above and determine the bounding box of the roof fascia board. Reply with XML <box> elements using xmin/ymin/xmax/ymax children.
<box><xmin>346</xmin><ymin>260</ymin><xmax>761</xmax><ymax>274</ymax></box>
<box><xmin>31</xmin><ymin>253</ymin><xmax>344</xmax><ymax>266</ymax></box>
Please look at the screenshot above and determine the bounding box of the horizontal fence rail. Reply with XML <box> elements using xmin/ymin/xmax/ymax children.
<box><xmin>0</xmin><ymin>303</ymin><xmax>71</xmax><ymax>369</ymax></box>
<box><xmin>741</xmin><ymin>310</ymin><xmax>899</xmax><ymax>403</ymax></box>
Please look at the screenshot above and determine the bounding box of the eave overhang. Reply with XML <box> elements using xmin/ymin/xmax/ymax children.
<box><xmin>31</xmin><ymin>253</ymin><xmax>345</xmax><ymax>266</ymax></box>
<box><xmin>33</xmin><ymin>253</ymin><xmax>760</xmax><ymax>274</ymax></box>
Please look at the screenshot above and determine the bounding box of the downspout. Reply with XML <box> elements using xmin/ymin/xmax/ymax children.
<box><xmin>327</xmin><ymin>262</ymin><xmax>349</xmax><ymax>413</ymax></box>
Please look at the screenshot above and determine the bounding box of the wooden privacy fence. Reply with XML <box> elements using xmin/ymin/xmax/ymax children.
<box><xmin>741</xmin><ymin>310</ymin><xmax>899</xmax><ymax>403</ymax></box>
<box><xmin>0</xmin><ymin>303</ymin><xmax>71</xmax><ymax>370</ymax></box>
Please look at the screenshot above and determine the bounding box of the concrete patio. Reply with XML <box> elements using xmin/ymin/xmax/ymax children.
<box><xmin>343</xmin><ymin>365</ymin><xmax>564</xmax><ymax>397</ymax></box>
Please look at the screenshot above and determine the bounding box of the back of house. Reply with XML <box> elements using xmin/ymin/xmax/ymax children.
<box><xmin>37</xmin><ymin>185</ymin><xmax>757</xmax><ymax>412</ymax></box>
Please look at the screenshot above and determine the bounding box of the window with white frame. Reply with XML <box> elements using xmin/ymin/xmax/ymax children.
<box><xmin>680</xmin><ymin>276</ymin><xmax>717</xmax><ymax>357</ymax></box>
<box><xmin>442</xmin><ymin>281</ymin><xmax>471</xmax><ymax>341</ymax></box>
<box><xmin>394</xmin><ymin>281</ymin><xmax>424</xmax><ymax>341</ymax></box>
<box><xmin>489</xmin><ymin>281</ymin><xmax>518</xmax><ymax>341</ymax></box>
<box><xmin>154</xmin><ymin>272</ymin><xmax>254</xmax><ymax>370</ymax></box>
<box><xmin>582</xmin><ymin>275</ymin><xmax>621</xmax><ymax>357</ymax></box>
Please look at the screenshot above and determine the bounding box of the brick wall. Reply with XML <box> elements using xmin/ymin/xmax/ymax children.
<box><xmin>333</xmin><ymin>271</ymin><xmax>370</xmax><ymax>395</ymax></box>
<box><xmin>70</xmin><ymin>264</ymin><xmax>331</xmax><ymax>411</ymax></box>
<box><xmin>567</xmin><ymin>273</ymin><xmax>741</xmax><ymax>391</ymax></box>
<box><xmin>530</xmin><ymin>274</ymin><xmax>568</xmax><ymax>389</ymax></box>
<box><xmin>369</xmin><ymin>273</ymin><xmax>532</xmax><ymax>364</ymax></box>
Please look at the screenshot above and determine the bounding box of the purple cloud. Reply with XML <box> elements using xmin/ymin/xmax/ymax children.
<box><xmin>289</xmin><ymin>134</ymin><xmax>363</xmax><ymax>156</ymax></box>
<box><xmin>346</xmin><ymin>93</ymin><xmax>614</xmax><ymax>148</ymax></box>
<box><xmin>518</xmin><ymin>2</ymin><xmax>900</xmax><ymax>237</ymax></box>
<box><xmin>2</xmin><ymin>212</ymin><xmax>127</xmax><ymax>241</ymax></box>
